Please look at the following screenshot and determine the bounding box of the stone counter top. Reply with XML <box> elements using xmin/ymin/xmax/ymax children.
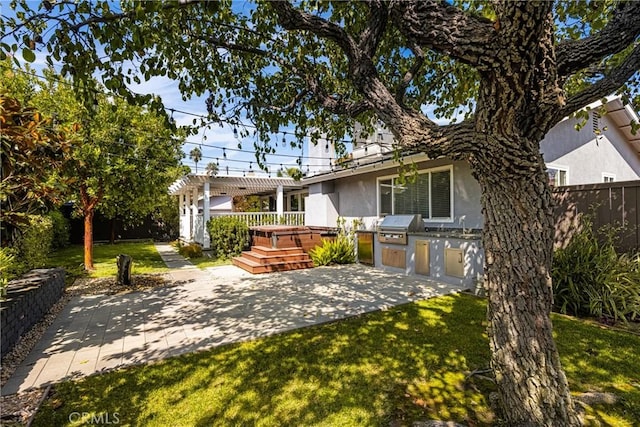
<box><xmin>356</xmin><ymin>229</ymin><xmax>482</xmax><ymax>240</ymax></box>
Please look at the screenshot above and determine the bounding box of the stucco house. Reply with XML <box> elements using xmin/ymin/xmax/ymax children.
<box><xmin>170</xmin><ymin>96</ymin><xmax>640</xmax><ymax>284</ymax></box>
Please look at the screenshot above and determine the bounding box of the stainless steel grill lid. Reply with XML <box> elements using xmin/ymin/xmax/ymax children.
<box><xmin>378</xmin><ymin>214</ymin><xmax>424</xmax><ymax>232</ymax></box>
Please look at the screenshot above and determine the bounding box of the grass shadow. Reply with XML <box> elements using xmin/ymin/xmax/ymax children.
<box><xmin>32</xmin><ymin>294</ymin><xmax>640</xmax><ymax>426</ymax></box>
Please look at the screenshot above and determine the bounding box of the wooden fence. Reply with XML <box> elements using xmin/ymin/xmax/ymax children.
<box><xmin>553</xmin><ymin>180</ymin><xmax>640</xmax><ymax>252</ymax></box>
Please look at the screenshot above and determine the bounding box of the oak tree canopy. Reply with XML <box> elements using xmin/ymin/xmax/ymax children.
<box><xmin>3</xmin><ymin>1</ymin><xmax>639</xmax><ymax>425</ymax></box>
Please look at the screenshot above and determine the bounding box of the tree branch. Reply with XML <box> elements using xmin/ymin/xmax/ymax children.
<box><xmin>306</xmin><ymin>75</ymin><xmax>372</xmax><ymax>117</ymax></box>
<box><xmin>558</xmin><ymin>43</ymin><xmax>640</xmax><ymax>119</ymax></box>
<box><xmin>556</xmin><ymin>2</ymin><xmax>640</xmax><ymax>80</ymax></box>
<box><xmin>269</xmin><ymin>1</ymin><xmax>477</xmax><ymax>160</ymax></box>
<box><xmin>395</xmin><ymin>44</ymin><xmax>425</xmax><ymax>105</ymax></box>
<box><xmin>388</xmin><ymin>0</ymin><xmax>497</xmax><ymax>68</ymax></box>
<box><xmin>260</xmin><ymin>89</ymin><xmax>309</xmax><ymax>113</ymax></box>
<box><xmin>184</xmin><ymin>31</ymin><xmax>272</xmax><ymax>57</ymax></box>
<box><xmin>269</xmin><ymin>1</ymin><xmax>359</xmax><ymax>62</ymax></box>
<box><xmin>358</xmin><ymin>0</ymin><xmax>388</xmax><ymax>58</ymax></box>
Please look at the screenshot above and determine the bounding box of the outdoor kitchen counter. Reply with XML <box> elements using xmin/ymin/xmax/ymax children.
<box><xmin>360</xmin><ymin>230</ymin><xmax>484</xmax><ymax>288</ymax></box>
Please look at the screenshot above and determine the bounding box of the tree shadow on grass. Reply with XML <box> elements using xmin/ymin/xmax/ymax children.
<box><xmin>34</xmin><ymin>294</ymin><xmax>499</xmax><ymax>427</ymax></box>
<box><xmin>552</xmin><ymin>314</ymin><xmax>640</xmax><ymax>424</ymax></box>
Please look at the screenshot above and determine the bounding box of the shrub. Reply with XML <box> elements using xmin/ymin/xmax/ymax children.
<box><xmin>552</xmin><ymin>216</ymin><xmax>640</xmax><ymax>322</ymax></box>
<box><xmin>178</xmin><ymin>242</ymin><xmax>203</xmax><ymax>259</ymax></box>
<box><xmin>309</xmin><ymin>235</ymin><xmax>356</xmax><ymax>266</ymax></box>
<box><xmin>207</xmin><ymin>216</ymin><xmax>250</xmax><ymax>259</ymax></box>
<box><xmin>19</xmin><ymin>214</ymin><xmax>54</xmax><ymax>271</ymax></box>
<box><xmin>48</xmin><ymin>210</ymin><xmax>70</xmax><ymax>249</ymax></box>
<box><xmin>0</xmin><ymin>247</ymin><xmax>20</xmax><ymax>298</ymax></box>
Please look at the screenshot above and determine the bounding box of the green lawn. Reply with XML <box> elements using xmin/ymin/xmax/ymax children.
<box><xmin>46</xmin><ymin>241</ymin><xmax>168</xmax><ymax>279</ymax></box>
<box><xmin>33</xmin><ymin>294</ymin><xmax>640</xmax><ymax>426</ymax></box>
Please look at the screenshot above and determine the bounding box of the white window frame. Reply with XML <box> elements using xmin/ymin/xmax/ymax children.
<box><xmin>546</xmin><ymin>163</ymin><xmax>569</xmax><ymax>187</ymax></box>
<box><xmin>376</xmin><ymin>165</ymin><xmax>454</xmax><ymax>223</ymax></box>
<box><xmin>602</xmin><ymin>173</ymin><xmax>615</xmax><ymax>183</ymax></box>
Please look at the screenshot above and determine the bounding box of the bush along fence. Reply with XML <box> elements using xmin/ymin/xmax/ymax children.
<box><xmin>1</xmin><ymin>268</ymin><xmax>65</xmax><ymax>357</ymax></box>
<box><xmin>552</xmin><ymin>214</ymin><xmax>640</xmax><ymax>323</ymax></box>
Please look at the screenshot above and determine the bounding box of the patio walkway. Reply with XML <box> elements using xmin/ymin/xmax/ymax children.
<box><xmin>2</xmin><ymin>243</ymin><xmax>464</xmax><ymax>395</ymax></box>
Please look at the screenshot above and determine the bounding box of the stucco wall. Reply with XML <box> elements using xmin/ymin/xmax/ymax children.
<box><xmin>335</xmin><ymin>159</ymin><xmax>483</xmax><ymax>229</ymax></box>
<box><xmin>540</xmin><ymin>113</ymin><xmax>640</xmax><ymax>184</ymax></box>
<box><xmin>305</xmin><ymin>192</ymin><xmax>339</xmax><ymax>227</ymax></box>
<box><xmin>318</xmin><ymin>158</ymin><xmax>484</xmax><ymax>230</ymax></box>
<box><xmin>209</xmin><ymin>196</ymin><xmax>233</xmax><ymax>211</ymax></box>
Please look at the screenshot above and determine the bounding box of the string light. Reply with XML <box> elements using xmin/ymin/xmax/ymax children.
<box><xmin>4</xmin><ymin>66</ymin><xmax>394</xmax><ymax>149</ymax></box>
<box><xmin>2</xmin><ymin>65</ymin><xmax>408</xmax><ymax>176</ymax></box>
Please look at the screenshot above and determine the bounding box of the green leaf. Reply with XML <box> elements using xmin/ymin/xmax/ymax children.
<box><xmin>22</xmin><ymin>47</ymin><xmax>35</xmax><ymax>62</ymax></box>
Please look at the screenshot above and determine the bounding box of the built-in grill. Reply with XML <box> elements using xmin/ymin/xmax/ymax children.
<box><xmin>378</xmin><ymin>214</ymin><xmax>424</xmax><ymax>245</ymax></box>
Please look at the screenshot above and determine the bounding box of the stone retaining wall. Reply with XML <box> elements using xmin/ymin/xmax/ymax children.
<box><xmin>1</xmin><ymin>268</ymin><xmax>65</xmax><ymax>358</ymax></box>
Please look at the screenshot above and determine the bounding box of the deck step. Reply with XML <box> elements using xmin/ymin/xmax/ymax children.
<box><xmin>232</xmin><ymin>256</ymin><xmax>314</xmax><ymax>274</ymax></box>
<box><xmin>250</xmin><ymin>246</ymin><xmax>305</xmax><ymax>256</ymax></box>
<box><xmin>241</xmin><ymin>251</ymin><xmax>310</xmax><ymax>265</ymax></box>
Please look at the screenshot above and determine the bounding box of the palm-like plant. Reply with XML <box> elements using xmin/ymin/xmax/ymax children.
<box><xmin>205</xmin><ymin>161</ymin><xmax>218</xmax><ymax>176</ymax></box>
<box><xmin>189</xmin><ymin>147</ymin><xmax>202</xmax><ymax>173</ymax></box>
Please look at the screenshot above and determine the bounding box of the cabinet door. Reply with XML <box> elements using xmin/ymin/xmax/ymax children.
<box><xmin>445</xmin><ymin>248</ymin><xmax>465</xmax><ymax>278</ymax></box>
<box><xmin>415</xmin><ymin>240</ymin><xmax>430</xmax><ymax>275</ymax></box>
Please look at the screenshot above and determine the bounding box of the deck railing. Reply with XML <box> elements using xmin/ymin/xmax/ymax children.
<box><xmin>210</xmin><ymin>211</ymin><xmax>305</xmax><ymax>227</ymax></box>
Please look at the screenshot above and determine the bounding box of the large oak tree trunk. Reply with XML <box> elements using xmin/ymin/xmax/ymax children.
<box><xmin>472</xmin><ymin>159</ymin><xmax>580</xmax><ymax>426</ymax></box>
<box><xmin>83</xmin><ymin>208</ymin><xmax>95</xmax><ymax>271</ymax></box>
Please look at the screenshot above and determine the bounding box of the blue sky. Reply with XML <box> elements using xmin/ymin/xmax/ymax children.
<box><xmin>16</xmin><ymin>48</ymin><xmax>308</xmax><ymax>176</ymax></box>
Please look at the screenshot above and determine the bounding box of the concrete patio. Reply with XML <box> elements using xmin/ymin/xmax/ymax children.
<box><xmin>1</xmin><ymin>243</ymin><xmax>464</xmax><ymax>395</ymax></box>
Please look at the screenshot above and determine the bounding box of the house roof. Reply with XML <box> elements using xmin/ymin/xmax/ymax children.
<box><xmin>600</xmin><ymin>97</ymin><xmax>640</xmax><ymax>152</ymax></box>
<box><xmin>169</xmin><ymin>174</ymin><xmax>304</xmax><ymax>197</ymax></box>
<box><xmin>303</xmin><ymin>152</ymin><xmax>431</xmax><ymax>184</ymax></box>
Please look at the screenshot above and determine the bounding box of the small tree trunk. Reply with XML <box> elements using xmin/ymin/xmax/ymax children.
<box><xmin>476</xmin><ymin>166</ymin><xmax>580</xmax><ymax>426</ymax></box>
<box><xmin>84</xmin><ymin>209</ymin><xmax>95</xmax><ymax>271</ymax></box>
<box><xmin>116</xmin><ymin>254</ymin><xmax>132</xmax><ymax>286</ymax></box>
